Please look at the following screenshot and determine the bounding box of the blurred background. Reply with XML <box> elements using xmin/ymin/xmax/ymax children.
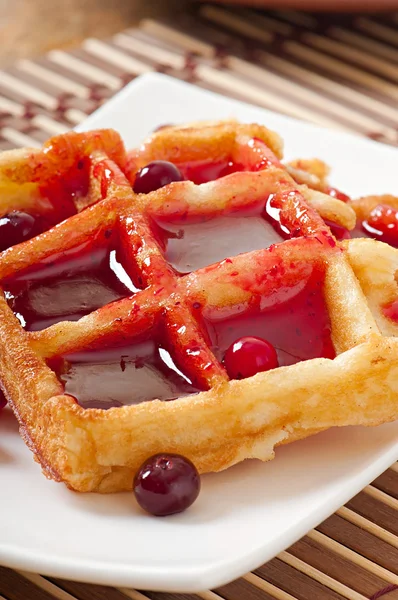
<box><xmin>0</xmin><ymin>0</ymin><xmax>191</xmax><ymax>67</ymax></box>
<box><xmin>2</xmin><ymin>0</ymin><xmax>398</xmax><ymax>68</ymax></box>
<box><xmin>1</xmin><ymin>0</ymin><xmax>398</xmax><ymax>151</ymax></box>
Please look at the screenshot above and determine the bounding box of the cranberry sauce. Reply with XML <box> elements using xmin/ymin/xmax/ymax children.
<box><xmin>58</xmin><ymin>339</ymin><xmax>199</xmax><ymax>409</ymax></box>
<box><xmin>0</xmin><ymin>157</ymin><xmax>91</xmax><ymax>253</ymax></box>
<box><xmin>341</xmin><ymin>219</ymin><xmax>398</xmax><ymax>248</ymax></box>
<box><xmin>203</xmin><ymin>266</ymin><xmax>335</xmax><ymax>367</ymax></box>
<box><xmin>383</xmin><ymin>299</ymin><xmax>398</xmax><ymax>323</ymax></box>
<box><xmin>325</xmin><ymin>202</ymin><xmax>398</xmax><ymax>248</ymax></box>
<box><xmin>4</xmin><ymin>236</ymin><xmax>138</xmax><ymax>331</ymax></box>
<box><xmin>155</xmin><ymin>212</ymin><xmax>284</xmax><ymax>275</ymax></box>
<box><xmin>359</xmin><ymin>204</ymin><xmax>398</xmax><ymax>248</ymax></box>
<box><xmin>322</xmin><ymin>216</ymin><xmax>390</xmax><ymax>245</ymax></box>
<box><xmin>40</xmin><ymin>156</ymin><xmax>89</xmax><ymax>220</ymax></box>
<box><xmin>0</xmin><ymin>212</ymin><xmax>41</xmax><ymax>252</ymax></box>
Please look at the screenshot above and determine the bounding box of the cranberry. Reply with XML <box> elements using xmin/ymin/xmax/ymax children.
<box><xmin>133</xmin><ymin>453</ymin><xmax>200</xmax><ymax>516</ymax></box>
<box><xmin>133</xmin><ymin>161</ymin><xmax>183</xmax><ymax>194</ymax></box>
<box><xmin>224</xmin><ymin>336</ymin><xmax>279</xmax><ymax>380</ymax></box>
<box><xmin>362</xmin><ymin>204</ymin><xmax>398</xmax><ymax>248</ymax></box>
<box><xmin>0</xmin><ymin>211</ymin><xmax>37</xmax><ymax>251</ymax></box>
<box><xmin>325</xmin><ymin>186</ymin><xmax>351</xmax><ymax>203</ymax></box>
<box><xmin>0</xmin><ymin>390</ymin><xmax>7</xmax><ymax>410</ymax></box>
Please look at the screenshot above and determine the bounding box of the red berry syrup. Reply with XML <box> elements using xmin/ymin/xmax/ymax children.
<box><xmin>204</xmin><ymin>265</ymin><xmax>335</xmax><ymax>369</ymax></box>
<box><xmin>57</xmin><ymin>338</ymin><xmax>200</xmax><ymax>409</ymax></box>
<box><xmin>4</xmin><ymin>235</ymin><xmax>138</xmax><ymax>331</ymax></box>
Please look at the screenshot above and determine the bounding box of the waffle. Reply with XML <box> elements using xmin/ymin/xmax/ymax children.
<box><xmin>287</xmin><ymin>156</ymin><xmax>398</xmax><ymax>245</ymax></box>
<box><xmin>0</xmin><ymin>121</ymin><xmax>398</xmax><ymax>494</ymax></box>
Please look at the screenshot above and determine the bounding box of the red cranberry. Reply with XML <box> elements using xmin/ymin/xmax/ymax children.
<box><xmin>0</xmin><ymin>390</ymin><xmax>7</xmax><ymax>410</ymax></box>
<box><xmin>326</xmin><ymin>186</ymin><xmax>351</xmax><ymax>203</ymax></box>
<box><xmin>133</xmin><ymin>453</ymin><xmax>200</xmax><ymax>516</ymax></box>
<box><xmin>0</xmin><ymin>211</ymin><xmax>37</xmax><ymax>251</ymax></box>
<box><xmin>133</xmin><ymin>161</ymin><xmax>183</xmax><ymax>194</ymax></box>
<box><xmin>362</xmin><ymin>204</ymin><xmax>398</xmax><ymax>248</ymax></box>
<box><xmin>224</xmin><ymin>336</ymin><xmax>279</xmax><ymax>380</ymax></box>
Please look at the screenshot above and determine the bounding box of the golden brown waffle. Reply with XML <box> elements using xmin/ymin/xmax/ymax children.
<box><xmin>286</xmin><ymin>155</ymin><xmax>398</xmax><ymax>247</ymax></box>
<box><xmin>0</xmin><ymin>121</ymin><xmax>397</xmax><ymax>494</ymax></box>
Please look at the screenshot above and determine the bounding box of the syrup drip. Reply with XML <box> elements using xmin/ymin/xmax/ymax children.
<box><xmin>58</xmin><ymin>340</ymin><xmax>199</xmax><ymax>409</ymax></box>
<box><xmin>204</xmin><ymin>266</ymin><xmax>335</xmax><ymax>367</ymax></box>
<box><xmin>4</xmin><ymin>240</ymin><xmax>138</xmax><ymax>331</ymax></box>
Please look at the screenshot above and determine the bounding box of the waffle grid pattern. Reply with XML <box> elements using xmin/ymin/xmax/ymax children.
<box><xmin>0</xmin><ymin>6</ymin><xmax>398</xmax><ymax>600</ymax></box>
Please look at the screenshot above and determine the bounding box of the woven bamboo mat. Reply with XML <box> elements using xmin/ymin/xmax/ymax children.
<box><xmin>1</xmin><ymin>4</ymin><xmax>398</xmax><ymax>599</ymax></box>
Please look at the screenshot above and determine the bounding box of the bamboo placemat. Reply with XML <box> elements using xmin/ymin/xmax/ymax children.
<box><xmin>0</xmin><ymin>4</ymin><xmax>398</xmax><ymax>599</ymax></box>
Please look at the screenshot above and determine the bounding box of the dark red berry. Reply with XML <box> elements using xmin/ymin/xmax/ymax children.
<box><xmin>0</xmin><ymin>389</ymin><xmax>7</xmax><ymax>410</ymax></box>
<box><xmin>133</xmin><ymin>161</ymin><xmax>183</xmax><ymax>194</ymax></box>
<box><xmin>224</xmin><ymin>336</ymin><xmax>279</xmax><ymax>380</ymax></box>
<box><xmin>325</xmin><ymin>186</ymin><xmax>351</xmax><ymax>203</ymax></box>
<box><xmin>133</xmin><ymin>453</ymin><xmax>200</xmax><ymax>516</ymax></box>
<box><xmin>0</xmin><ymin>211</ymin><xmax>37</xmax><ymax>251</ymax></box>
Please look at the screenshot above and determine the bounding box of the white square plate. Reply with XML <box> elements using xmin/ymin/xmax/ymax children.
<box><xmin>1</xmin><ymin>73</ymin><xmax>397</xmax><ymax>593</ymax></box>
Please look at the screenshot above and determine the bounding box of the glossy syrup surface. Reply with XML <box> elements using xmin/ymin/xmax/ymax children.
<box><xmin>204</xmin><ymin>266</ymin><xmax>335</xmax><ymax>367</ymax></box>
<box><xmin>58</xmin><ymin>340</ymin><xmax>199</xmax><ymax>409</ymax></box>
<box><xmin>157</xmin><ymin>157</ymin><xmax>284</xmax><ymax>274</ymax></box>
<box><xmin>323</xmin><ymin>217</ymin><xmax>395</xmax><ymax>245</ymax></box>
<box><xmin>4</xmin><ymin>239</ymin><xmax>138</xmax><ymax>331</ymax></box>
<box><xmin>360</xmin><ymin>204</ymin><xmax>398</xmax><ymax>248</ymax></box>
<box><xmin>40</xmin><ymin>156</ymin><xmax>89</xmax><ymax>220</ymax></box>
<box><xmin>156</xmin><ymin>213</ymin><xmax>284</xmax><ymax>275</ymax></box>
